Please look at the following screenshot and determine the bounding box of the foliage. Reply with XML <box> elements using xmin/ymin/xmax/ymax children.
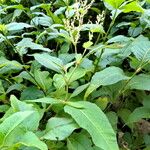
<box><xmin>0</xmin><ymin>0</ymin><xmax>150</xmax><ymax>149</ymax></box>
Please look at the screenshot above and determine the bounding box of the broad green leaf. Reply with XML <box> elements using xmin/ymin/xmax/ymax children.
<box><xmin>104</xmin><ymin>0</ymin><xmax>125</xmax><ymax>9</ymax></box>
<box><xmin>117</xmin><ymin>109</ymin><xmax>131</xmax><ymax>124</ymax></box>
<box><xmin>12</xmin><ymin>9</ymin><xmax>23</xmax><ymax>21</ymax></box>
<box><xmin>30</xmin><ymin>3</ymin><xmax>51</xmax><ymax>11</ymax></box>
<box><xmin>85</xmin><ymin>67</ymin><xmax>130</xmax><ymax>98</ymax></box>
<box><xmin>143</xmin><ymin>96</ymin><xmax>150</xmax><ymax>109</ymax></box>
<box><xmin>21</xmin><ymin>87</ymin><xmax>44</xmax><ymax>100</ymax></box>
<box><xmin>16</xmin><ymin>131</ymin><xmax>48</xmax><ymax>150</ymax></box>
<box><xmin>107</xmin><ymin>35</ymin><xmax>130</xmax><ymax>43</ymax></box>
<box><xmin>10</xmin><ymin>95</ymin><xmax>33</xmax><ymax>112</ymax></box>
<box><xmin>53</xmin><ymin>68</ymin><xmax>86</xmax><ymax>89</ymax></box>
<box><xmin>121</xmin><ymin>1</ymin><xmax>144</xmax><ymax>13</ymax></box>
<box><xmin>128</xmin><ymin>26</ymin><xmax>143</xmax><ymax>37</ymax></box>
<box><xmin>0</xmin><ymin>34</ymin><xmax>18</xmax><ymax>43</ymax></box>
<box><xmin>18</xmin><ymin>71</ymin><xmax>35</xmax><ymax>84</ymax></box>
<box><xmin>6</xmin><ymin>22</ymin><xmax>33</xmax><ymax>31</ymax></box>
<box><xmin>127</xmin><ymin>74</ymin><xmax>150</xmax><ymax>90</ymax></box>
<box><xmin>0</xmin><ymin>105</ymin><xmax>9</xmax><ymax>113</ymax></box>
<box><xmin>131</xmin><ymin>36</ymin><xmax>150</xmax><ymax>62</ymax></box>
<box><xmin>70</xmin><ymin>83</ymin><xmax>90</xmax><ymax>98</ymax></box>
<box><xmin>4</xmin><ymin>4</ymin><xmax>25</xmax><ymax>10</ymax></box>
<box><xmin>81</xmin><ymin>24</ymin><xmax>105</xmax><ymax>33</ymax></box>
<box><xmin>34</xmin><ymin>70</ymin><xmax>52</xmax><ymax>93</ymax></box>
<box><xmin>64</xmin><ymin>101</ymin><xmax>119</xmax><ymax>150</ymax></box>
<box><xmin>31</xmin><ymin>16</ymin><xmax>53</xmax><ymax>27</ymax></box>
<box><xmin>34</xmin><ymin>53</ymin><xmax>63</xmax><ymax>73</ymax></box>
<box><xmin>0</xmin><ymin>57</ymin><xmax>22</xmax><ymax>75</ymax></box>
<box><xmin>51</xmin><ymin>30</ymin><xmax>72</xmax><ymax>42</ymax></box>
<box><xmin>53</xmin><ymin>74</ymin><xmax>65</xmax><ymax>89</ymax></box>
<box><xmin>42</xmin><ymin>117</ymin><xmax>79</xmax><ymax>141</ymax></box>
<box><xmin>106</xmin><ymin>111</ymin><xmax>118</xmax><ymax>132</ymax></box>
<box><xmin>25</xmin><ymin>97</ymin><xmax>62</xmax><ymax>104</ymax></box>
<box><xmin>140</xmin><ymin>9</ymin><xmax>150</xmax><ymax>29</ymax></box>
<box><xmin>6</xmin><ymin>83</ymin><xmax>25</xmax><ymax>94</ymax></box>
<box><xmin>16</xmin><ymin>38</ymin><xmax>51</xmax><ymax>55</ymax></box>
<box><xmin>128</xmin><ymin>107</ymin><xmax>150</xmax><ymax>123</ymax></box>
<box><xmin>10</xmin><ymin>96</ymin><xmax>41</xmax><ymax>131</ymax></box>
<box><xmin>0</xmin><ymin>111</ymin><xmax>35</xmax><ymax>146</ymax></box>
<box><xmin>95</xmin><ymin>97</ymin><xmax>108</xmax><ymax>111</ymax></box>
<box><xmin>67</xmin><ymin>133</ymin><xmax>96</xmax><ymax>150</ymax></box>
<box><xmin>66</xmin><ymin>68</ymin><xmax>86</xmax><ymax>84</ymax></box>
<box><xmin>83</xmin><ymin>41</ymin><xmax>93</xmax><ymax>49</ymax></box>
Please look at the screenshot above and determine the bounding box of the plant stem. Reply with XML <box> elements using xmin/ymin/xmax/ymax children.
<box><xmin>93</xmin><ymin>48</ymin><xmax>104</xmax><ymax>75</ymax></box>
<box><xmin>64</xmin><ymin>64</ymin><xmax>79</xmax><ymax>101</ymax></box>
<box><xmin>95</xmin><ymin>33</ymin><xmax>101</xmax><ymax>45</ymax></box>
<box><xmin>103</xmin><ymin>9</ymin><xmax>117</xmax><ymax>42</ymax></box>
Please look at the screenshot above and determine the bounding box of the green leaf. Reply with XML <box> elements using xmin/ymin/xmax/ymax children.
<box><xmin>81</xmin><ymin>24</ymin><xmax>105</xmax><ymax>33</ymax></box>
<box><xmin>121</xmin><ymin>1</ymin><xmax>144</xmax><ymax>13</ymax></box>
<box><xmin>83</xmin><ymin>41</ymin><xmax>93</xmax><ymax>49</ymax></box>
<box><xmin>21</xmin><ymin>87</ymin><xmax>44</xmax><ymax>100</ymax></box>
<box><xmin>143</xmin><ymin>96</ymin><xmax>150</xmax><ymax>109</ymax></box>
<box><xmin>10</xmin><ymin>95</ymin><xmax>34</xmax><ymax>112</ymax></box>
<box><xmin>67</xmin><ymin>132</ymin><xmax>96</xmax><ymax>150</ymax></box>
<box><xmin>31</xmin><ymin>16</ymin><xmax>53</xmax><ymax>27</ymax></box>
<box><xmin>128</xmin><ymin>107</ymin><xmax>150</xmax><ymax>123</ymax></box>
<box><xmin>18</xmin><ymin>71</ymin><xmax>35</xmax><ymax>84</ymax></box>
<box><xmin>16</xmin><ymin>131</ymin><xmax>48</xmax><ymax>150</ymax></box>
<box><xmin>33</xmin><ymin>53</ymin><xmax>63</xmax><ymax>73</ymax></box>
<box><xmin>25</xmin><ymin>97</ymin><xmax>62</xmax><ymax>105</ymax></box>
<box><xmin>70</xmin><ymin>83</ymin><xmax>90</xmax><ymax>98</ymax></box>
<box><xmin>16</xmin><ymin>38</ymin><xmax>51</xmax><ymax>56</ymax></box>
<box><xmin>10</xmin><ymin>95</ymin><xmax>41</xmax><ymax>131</ymax></box>
<box><xmin>127</xmin><ymin>74</ymin><xmax>150</xmax><ymax>90</ymax></box>
<box><xmin>6</xmin><ymin>83</ymin><xmax>25</xmax><ymax>94</ymax></box>
<box><xmin>0</xmin><ymin>111</ymin><xmax>35</xmax><ymax>146</ymax></box>
<box><xmin>106</xmin><ymin>111</ymin><xmax>118</xmax><ymax>132</ymax></box>
<box><xmin>104</xmin><ymin>0</ymin><xmax>125</xmax><ymax>9</ymax></box>
<box><xmin>0</xmin><ymin>105</ymin><xmax>9</xmax><ymax>113</ymax></box>
<box><xmin>0</xmin><ymin>57</ymin><xmax>22</xmax><ymax>75</ymax></box>
<box><xmin>95</xmin><ymin>97</ymin><xmax>108</xmax><ymax>111</ymax></box>
<box><xmin>107</xmin><ymin>35</ymin><xmax>130</xmax><ymax>43</ymax></box>
<box><xmin>64</xmin><ymin>101</ymin><xmax>119</xmax><ymax>150</ymax></box>
<box><xmin>53</xmin><ymin>68</ymin><xmax>86</xmax><ymax>89</ymax></box>
<box><xmin>85</xmin><ymin>67</ymin><xmax>130</xmax><ymax>98</ymax></box>
<box><xmin>117</xmin><ymin>109</ymin><xmax>131</xmax><ymax>124</ymax></box>
<box><xmin>6</xmin><ymin>22</ymin><xmax>33</xmax><ymax>31</ymax></box>
<box><xmin>53</xmin><ymin>74</ymin><xmax>65</xmax><ymax>89</ymax></box>
<box><xmin>42</xmin><ymin>117</ymin><xmax>79</xmax><ymax>141</ymax></box>
<box><xmin>66</xmin><ymin>68</ymin><xmax>86</xmax><ymax>84</ymax></box>
<box><xmin>131</xmin><ymin>36</ymin><xmax>150</xmax><ymax>62</ymax></box>
<box><xmin>0</xmin><ymin>34</ymin><xmax>18</xmax><ymax>43</ymax></box>
<box><xmin>34</xmin><ymin>70</ymin><xmax>52</xmax><ymax>93</ymax></box>
<box><xmin>140</xmin><ymin>9</ymin><xmax>150</xmax><ymax>29</ymax></box>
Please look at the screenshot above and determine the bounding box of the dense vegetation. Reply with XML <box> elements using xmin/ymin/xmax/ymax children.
<box><xmin>0</xmin><ymin>0</ymin><xmax>150</xmax><ymax>149</ymax></box>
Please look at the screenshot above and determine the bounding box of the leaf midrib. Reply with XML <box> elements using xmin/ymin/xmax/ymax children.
<box><xmin>78</xmin><ymin>108</ymin><xmax>116</xmax><ymax>150</ymax></box>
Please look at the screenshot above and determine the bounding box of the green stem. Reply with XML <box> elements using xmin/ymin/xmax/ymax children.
<box><xmin>93</xmin><ymin>48</ymin><xmax>104</xmax><ymax>75</ymax></box>
<box><xmin>103</xmin><ymin>9</ymin><xmax>117</xmax><ymax>42</ymax></box>
<box><xmin>64</xmin><ymin>64</ymin><xmax>79</xmax><ymax>101</ymax></box>
<box><xmin>95</xmin><ymin>33</ymin><xmax>101</xmax><ymax>45</ymax></box>
<box><xmin>73</xmin><ymin>43</ymin><xmax>78</xmax><ymax>54</ymax></box>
